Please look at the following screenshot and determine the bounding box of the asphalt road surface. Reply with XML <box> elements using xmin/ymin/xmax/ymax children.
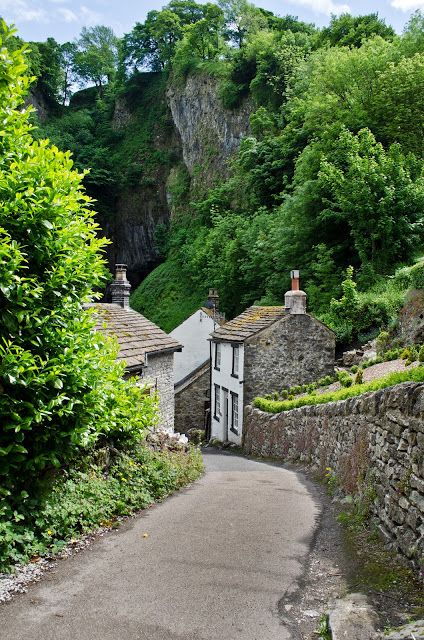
<box><xmin>1</xmin><ymin>451</ymin><xmax>320</xmax><ymax>640</ymax></box>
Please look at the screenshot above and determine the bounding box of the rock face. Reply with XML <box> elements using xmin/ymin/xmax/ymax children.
<box><xmin>167</xmin><ymin>74</ymin><xmax>251</xmax><ymax>184</ymax></box>
<box><xmin>100</xmin><ymin>180</ymin><xmax>174</xmax><ymax>290</ymax></box>
<box><xmin>25</xmin><ymin>87</ymin><xmax>52</xmax><ymax>122</ymax></box>
<box><xmin>399</xmin><ymin>289</ymin><xmax>424</xmax><ymax>345</ymax></box>
<box><xmin>100</xmin><ymin>88</ymin><xmax>183</xmax><ymax>289</ymax></box>
<box><xmin>244</xmin><ymin>381</ymin><xmax>424</xmax><ymax>569</ymax></box>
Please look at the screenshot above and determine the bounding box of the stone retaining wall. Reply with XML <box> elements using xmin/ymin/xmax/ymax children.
<box><xmin>244</xmin><ymin>382</ymin><xmax>424</xmax><ymax>567</ymax></box>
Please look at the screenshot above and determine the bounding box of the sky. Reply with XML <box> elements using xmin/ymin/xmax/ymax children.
<box><xmin>0</xmin><ymin>0</ymin><xmax>423</xmax><ymax>44</ymax></box>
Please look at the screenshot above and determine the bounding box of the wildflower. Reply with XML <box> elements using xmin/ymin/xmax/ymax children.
<box><xmin>47</xmin><ymin>530</ymin><xmax>53</xmax><ymax>536</ymax></box>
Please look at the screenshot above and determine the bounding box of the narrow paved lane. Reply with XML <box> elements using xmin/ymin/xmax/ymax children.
<box><xmin>1</xmin><ymin>452</ymin><xmax>320</xmax><ymax>640</ymax></box>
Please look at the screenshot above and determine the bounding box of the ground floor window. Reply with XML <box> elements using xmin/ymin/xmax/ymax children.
<box><xmin>214</xmin><ymin>384</ymin><xmax>221</xmax><ymax>420</ymax></box>
<box><xmin>230</xmin><ymin>392</ymin><xmax>239</xmax><ymax>434</ymax></box>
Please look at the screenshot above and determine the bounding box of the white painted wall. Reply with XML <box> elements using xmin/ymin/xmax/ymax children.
<box><xmin>210</xmin><ymin>342</ymin><xmax>244</xmax><ymax>445</ymax></box>
<box><xmin>171</xmin><ymin>310</ymin><xmax>217</xmax><ymax>384</ymax></box>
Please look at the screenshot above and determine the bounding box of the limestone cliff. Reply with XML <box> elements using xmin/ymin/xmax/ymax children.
<box><xmin>167</xmin><ymin>74</ymin><xmax>251</xmax><ymax>189</ymax></box>
<box><xmin>30</xmin><ymin>72</ymin><xmax>251</xmax><ymax>289</ymax></box>
<box><xmin>105</xmin><ymin>72</ymin><xmax>251</xmax><ymax>286</ymax></box>
<box><xmin>99</xmin><ymin>85</ymin><xmax>183</xmax><ymax>289</ymax></box>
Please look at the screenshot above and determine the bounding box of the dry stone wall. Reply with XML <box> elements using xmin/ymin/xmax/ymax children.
<box><xmin>244</xmin><ymin>382</ymin><xmax>424</xmax><ymax>568</ymax></box>
<box><xmin>174</xmin><ymin>364</ymin><xmax>209</xmax><ymax>434</ymax></box>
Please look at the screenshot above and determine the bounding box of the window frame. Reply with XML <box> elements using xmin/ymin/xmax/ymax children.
<box><xmin>214</xmin><ymin>342</ymin><xmax>221</xmax><ymax>371</ymax></box>
<box><xmin>231</xmin><ymin>344</ymin><xmax>239</xmax><ymax>378</ymax></box>
<box><xmin>230</xmin><ymin>391</ymin><xmax>239</xmax><ymax>434</ymax></box>
<box><xmin>213</xmin><ymin>384</ymin><xmax>221</xmax><ymax>421</ymax></box>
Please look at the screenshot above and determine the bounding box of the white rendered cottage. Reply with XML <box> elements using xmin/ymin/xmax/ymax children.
<box><xmin>209</xmin><ymin>272</ymin><xmax>335</xmax><ymax>444</ymax></box>
<box><xmin>171</xmin><ymin>289</ymin><xmax>225</xmax><ymax>434</ymax></box>
<box><xmin>88</xmin><ymin>265</ymin><xmax>182</xmax><ymax>431</ymax></box>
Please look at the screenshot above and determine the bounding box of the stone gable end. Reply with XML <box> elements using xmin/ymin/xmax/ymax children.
<box><xmin>243</xmin><ymin>314</ymin><xmax>335</xmax><ymax>404</ymax></box>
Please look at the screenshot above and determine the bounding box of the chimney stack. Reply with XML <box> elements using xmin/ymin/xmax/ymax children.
<box><xmin>111</xmin><ymin>264</ymin><xmax>131</xmax><ymax>309</ymax></box>
<box><xmin>207</xmin><ymin>288</ymin><xmax>219</xmax><ymax>312</ymax></box>
<box><xmin>291</xmin><ymin>269</ymin><xmax>300</xmax><ymax>291</ymax></box>
<box><xmin>285</xmin><ymin>270</ymin><xmax>307</xmax><ymax>314</ymax></box>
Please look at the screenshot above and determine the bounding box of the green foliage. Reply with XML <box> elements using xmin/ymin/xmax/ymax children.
<box><xmin>317</xmin><ymin>613</ymin><xmax>331</xmax><ymax>640</ymax></box>
<box><xmin>419</xmin><ymin>345</ymin><xmax>424</xmax><ymax>363</ymax></box>
<box><xmin>0</xmin><ymin>27</ymin><xmax>166</xmax><ymax>570</ymax></box>
<box><xmin>318</xmin><ymin>129</ymin><xmax>424</xmax><ymax>274</ymax></box>
<box><xmin>317</xmin><ymin>13</ymin><xmax>394</xmax><ymax>48</ymax></box>
<box><xmin>376</xmin><ymin>330</ymin><xmax>390</xmax><ymax>355</ymax></box>
<box><xmin>73</xmin><ymin>26</ymin><xmax>119</xmax><ymax>92</ymax></box>
<box><xmin>0</xmin><ymin>444</ymin><xmax>203</xmax><ymax>572</ymax></box>
<box><xmin>337</xmin><ymin>370</ymin><xmax>354</xmax><ymax>387</ymax></box>
<box><xmin>130</xmin><ymin>257</ymin><xmax>206</xmax><ymax>332</ymax></box>
<box><xmin>22</xmin><ymin>4</ymin><xmax>424</xmax><ymax>344</ymax></box>
<box><xmin>354</xmin><ymin>369</ymin><xmax>364</xmax><ymax>385</ymax></box>
<box><xmin>254</xmin><ymin>365</ymin><xmax>424</xmax><ymax>414</ymax></box>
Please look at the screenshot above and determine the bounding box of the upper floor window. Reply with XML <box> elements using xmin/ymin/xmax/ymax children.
<box><xmin>214</xmin><ymin>342</ymin><xmax>221</xmax><ymax>370</ymax></box>
<box><xmin>232</xmin><ymin>345</ymin><xmax>239</xmax><ymax>377</ymax></box>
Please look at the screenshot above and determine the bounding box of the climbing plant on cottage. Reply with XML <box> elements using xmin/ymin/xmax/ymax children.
<box><xmin>0</xmin><ymin>24</ymin><xmax>157</xmax><ymax>503</ymax></box>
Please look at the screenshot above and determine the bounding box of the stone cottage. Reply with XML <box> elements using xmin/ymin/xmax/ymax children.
<box><xmin>171</xmin><ymin>289</ymin><xmax>225</xmax><ymax>434</ymax></box>
<box><xmin>209</xmin><ymin>272</ymin><xmax>335</xmax><ymax>445</ymax></box>
<box><xmin>88</xmin><ymin>264</ymin><xmax>182</xmax><ymax>431</ymax></box>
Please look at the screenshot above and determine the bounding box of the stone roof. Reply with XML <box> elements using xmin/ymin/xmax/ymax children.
<box><xmin>87</xmin><ymin>303</ymin><xmax>182</xmax><ymax>372</ymax></box>
<box><xmin>210</xmin><ymin>305</ymin><xmax>286</xmax><ymax>343</ymax></box>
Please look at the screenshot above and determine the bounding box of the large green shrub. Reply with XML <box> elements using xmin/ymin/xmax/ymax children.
<box><xmin>0</xmin><ymin>26</ymin><xmax>156</xmax><ymax>503</ymax></box>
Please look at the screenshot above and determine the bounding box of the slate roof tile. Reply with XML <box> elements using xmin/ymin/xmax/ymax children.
<box><xmin>210</xmin><ymin>305</ymin><xmax>287</xmax><ymax>342</ymax></box>
<box><xmin>87</xmin><ymin>303</ymin><xmax>182</xmax><ymax>371</ymax></box>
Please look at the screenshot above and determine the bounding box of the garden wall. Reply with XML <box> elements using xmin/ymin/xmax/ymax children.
<box><xmin>244</xmin><ymin>382</ymin><xmax>424</xmax><ymax>567</ymax></box>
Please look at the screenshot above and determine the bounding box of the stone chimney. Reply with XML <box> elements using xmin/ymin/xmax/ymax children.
<box><xmin>110</xmin><ymin>264</ymin><xmax>131</xmax><ymax>309</ymax></box>
<box><xmin>285</xmin><ymin>270</ymin><xmax>307</xmax><ymax>314</ymax></box>
<box><xmin>207</xmin><ymin>288</ymin><xmax>219</xmax><ymax>312</ymax></box>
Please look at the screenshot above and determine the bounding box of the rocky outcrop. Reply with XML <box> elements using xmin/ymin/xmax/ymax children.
<box><xmin>25</xmin><ymin>87</ymin><xmax>53</xmax><ymax>122</ymax></box>
<box><xmin>244</xmin><ymin>382</ymin><xmax>424</xmax><ymax>569</ymax></box>
<box><xmin>399</xmin><ymin>289</ymin><xmax>424</xmax><ymax>345</ymax></box>
<box><xmin>167</xmin><ymin>74</ymin><xmax>251</xmax><ymax>184</ymax></box>
<box><xmin>100</xmin><ymin>81</ymin><xmax>183</xmax><ymax>289</ymax></box>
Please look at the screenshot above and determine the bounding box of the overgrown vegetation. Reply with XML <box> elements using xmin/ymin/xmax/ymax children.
<box><xmin>254</xmin><ymin>365</ymin><xmax>424</xmax><ymax>413</ymax></box>
<box><xmin>18</xmin><ymin>2</ymin><xmax>424</xmax><ymax>335</ymax></box>
<box><xmin>0</xmin><ymin>26</ymin><xmax>203</xmax><ymax>573</ymax></box>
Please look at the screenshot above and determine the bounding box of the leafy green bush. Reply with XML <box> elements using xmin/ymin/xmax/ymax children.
<box><xmin>0</xmin><ymin>29</ymin><xmax>158</xmax><ymax>488</ymax></box>
<box><xmin>253</xmin><ymin>365</ymin><xmax>424</xmax><ymax>414</ymax></box>
<box><xmin>0</xmin><ymin>444</ymin><xmax>203</xmax><ymax>572</ymax></box>
<box><xmin>337</xmin><ymin>370</ymin><xmax>353</xmax><ymax>387</ymax></box>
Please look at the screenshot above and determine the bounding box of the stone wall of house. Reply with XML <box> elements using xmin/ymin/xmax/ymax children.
<box><xmin>175</xmin><ymin>364</ymin><xmax>209</xmax><ymax>434</ymax></box>
<box><xmin>243</xmin><ymin>314</ymin><xmax>335</xmax><ymax>405</ymax></box>
<box><xmin>244</xmin><ymin>382</ymin><xmax>424</xmax><ymax>567</ymax></box>
<box><xmin>141</xmin><ymin>352</ymin><xmax>175</xmax><ymax>431</ymax></box>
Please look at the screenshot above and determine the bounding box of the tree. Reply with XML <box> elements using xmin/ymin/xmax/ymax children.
<box><xmin>73</xmin><ymin>25</ymin><xmax>119</xmax><ymax>92</ymax></box>
<box><xmin>318</xmin><ymin>128</ymin><xmax>424</xmax><ymax>274</ymax></box>
<box><xmin>59</xmin><ymin>41</ymin><xmax>78</xmax><ymax>105</ymax></box>
<box><xmin>122</xmin><ymin>0</ymin><xmax>207</xmax><ymax>72</ymax></box>
<box><xmin>317</xmin><ymin>13</ymin><xmax>394</xmax><ymax>48</ymax></box>
<box><xmin>0</xmin><ymin>24</ymin><xmax>155</xmax><ymax>500</ymax></box>
<box><xmin>29</xmin><ymin>37</ymin><xmax>63</xmax><ymax>103</ymax></box>
<box><xmin>219</xmin><ymin>0</ymin><xmax>266</xmax><ymax>47</ymax></box>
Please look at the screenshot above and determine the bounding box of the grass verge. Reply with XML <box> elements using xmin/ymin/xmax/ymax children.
<box><xmin>253</xmin><ymin>365</ymin><xmax>424</xmax><ymax>414</ymax></box>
